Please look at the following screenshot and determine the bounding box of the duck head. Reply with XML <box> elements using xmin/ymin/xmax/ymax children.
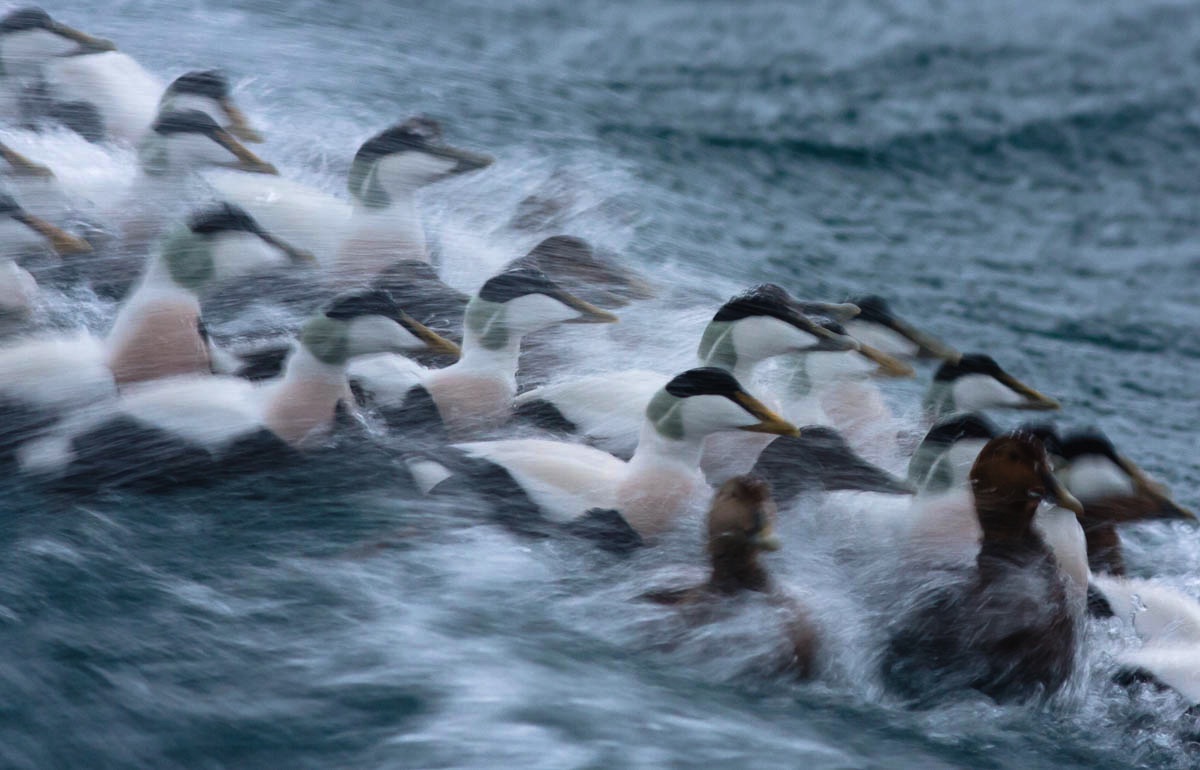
<box><xmin>0</xmin><ymin>8</ymin><xmax>115</xmax><ymax>79</ymax></box>
<box><xmin>1057</xmin><ymin>430</ymin><xmax>1195</xmax><ymax>522</ymax></box>
<box><xmin>908</xmin><ymin>412</ymin><xmax>998</xmax><ymax>492</ymax></box>
<box><xmin>509</xmin><ymin>235</ymin><xmax>655</xmax><ymax>308</ymax></box>
<box><xmin>347</xmin><ymin>116</ymin><xmax>493</xmax><ymax>209</ymax></box>
<box><xmin>707</xmin><ymin>474</ymin><xmax>780</xmax><ymax>592</ymax></box>
<box><xmin>154</xmin><ymin>203</ymin><xmax>314</xmax><ymax>292</ymax></box>
<box><xmin>926</xmin><ymin>353</ymin><xmax>1059</xmax><ymax>418</ymax></box>
<box><xmin>0</xmin><ymin>191</ymin><xmax>89</xmax><ymax>256</ymax></box>
<box><xmin>301</xmin><ymin>289</ymin><xmax>461</xmax><ymax>365</ymax></box>
<box><xmin>139</xmin><ymin>109</ymin><xmax>276</xmax><ymax>176</ymax></box>
<box><xmin>645</xmin><ymin>367</ymin><xmax>799</xmax><ymax>441</ymax></box>
<box><xmin>845</xmin><ymin>295</ymin><xmax>960</xmax><ymax>361</ymax></box>
<box><xmin>970</xmin><ymin>431</ymin><xmax>1084</xmax><ymax>540</ymax></box>
<box><xmin>463</xmin><ymin>267</ymin><xmax>617</xmax><ymax>351</ymax></box>
<box><xmin>160</xmin><ymin>70</ymin><xmax>262</xmax><ymax>143</ymax></box>
<box><xmin>698</xmin><ymin>284</ymin><xmax>861</xmax><ymax>373</ymax></box>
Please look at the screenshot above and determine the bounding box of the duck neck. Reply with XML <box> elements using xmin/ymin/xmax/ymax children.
<box><xmin>452</xmin><ymin>325</ymin><xmax>523</xmax><ymax>382</ymax></box>
<box><xmin>780</xmin><ymin>353</ymin><xmax>815</xmax><ymax>399</ymax></box>
<box><xmin>708</xmin><ymin>540</ymin><xmax>770</xmax><ymax>594</ymax></box>
<box><xmin>629</xmin><ymin>421</ymin><xmax>707</xmax><ymax>471</ymax></box>
<box><xmin>262</xmin><ymin>346</ymin><xmax>349</xmax><ymax>446</ymax></box>
<box><xmin>976</xmin><ymin>499</ymin><xmax>1049</xmax><ymax>582</ymax></box>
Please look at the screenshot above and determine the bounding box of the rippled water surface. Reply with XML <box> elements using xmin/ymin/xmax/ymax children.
<box><xmin>3</xmin><ymin>0</ymin><xmax>1200</xmax><ymax>767</ymax></box>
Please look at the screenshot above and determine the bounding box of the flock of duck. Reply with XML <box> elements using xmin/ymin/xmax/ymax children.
<box><xmin>1</xmin><ymin>6</ymin><xmax>1198</xmax><ymax>720</ymax></box>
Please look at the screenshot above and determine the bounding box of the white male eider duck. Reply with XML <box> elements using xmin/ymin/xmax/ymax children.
<box><xmin>208</xmin><ymin>116</ymin><xmax>493</xmax><ymax>279</ymax></box>
<box><xmin>1048</xmin><ymin>429</ymin><xmax>1195</xmax><ymax>576</ymax></box>
<box><xmin>0</xmin><ymin>203</ymin><xmax>312</xmax><ymax>459</ymax></box>
<box><xmin>116</xmin><ymin>109</ymin><xmax>276</xmax><ymax>254</ymax></box>
<box><xmin>156</xmin><ymin>70</ymin><xmax>263</xmax><ymax>144</ymax></box>
<box><xmin>350</xmin><ymin>267</ymin><xmax>617</xmax><ymax>438</ymax></box>
<box><xmin>882</xmin><ymin>431</ymin><xmax>1085</xmax><ymax>705</ymax></box>
<box><xmin>641</xmin><ymin>475</ymin><xmax>820</xmax><ymax>679</ymax></box>
<box><xmin>18</xmin><ymin>289</ymin><xmax>460</xmax><ymax>490</ymax></box>
<box><xmin>513</xmin><ymin>284</ymin><xmax>895</xmax><ymax>460</ymax></box>
<box><xmin>417</xmin><ymin>367</ymin><xmax>799</xmax><ymax>541</ymax></box>
<box><xmin>0</xmin><ymin>190</ymin><xmax>90</xmax><ymax>316</ymax></box>
<box><xmin>0</xmin><ymin>7</ymin><xmax>114</xmax><ymax>121</ymax></box>
<box><xmin>923</xmin><ymin>352</ymin><xmax>1060</xmax><ymax>421</ymax></box>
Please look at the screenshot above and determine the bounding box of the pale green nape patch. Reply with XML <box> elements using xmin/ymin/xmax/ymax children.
<box><xmin>300</xmin><ymin>316</ymin><xmax>351</xmax><ymax>365</ymax></box>
<box><xmin>923</xmin><ymin>382</ymin><xmax>954</xmax><ymax>419</ymax></box>
<box><xmin>464</xmin><ymin>298</ymin><xmax>511</xmax><ymax>351</ymax></box>
<box><xmin>159</xmin><ymin>228</ymin><xmax>215</xmax><ymax>292</ymax></box>
<box><xmin>347</xmin><ymin>157</ymin><xmax>390</xmax><ymax>209</ymax></box>
<box><xmin>906</xmin><ymin>442</ymin><xmax>939</xmax><ymax>487</ymax></box>
<box><xmin>923</xmin><ymin>455</ymin><xmax>955</xmax><ymax>495</ymax></box>
<box><xmin>782</xmin><ymin>354</ymin><xmax>813</xmax><ymax>397</ymax></box>
<box><xmin>697</xmin><ymin>321</ymin><xmax>738</xmax><ymax>371</ymax></box>
<box><xmin>645</xmin><ymin>390</ymin><xmax>685</xmax><ymax>441</ymax></box>
<box><xmin>138</xmin><ymin>135</ymin><xmax>170</xmax><ymax>176</ymax></box>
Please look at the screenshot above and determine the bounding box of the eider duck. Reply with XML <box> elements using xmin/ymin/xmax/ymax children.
<box><xmin>18</xmin><ymin>289</ymin><xmax>460</xmax><ymax>489</ymax></box>
<box><xmin>641</xmin><ymin>475</ymin><xmax>819</xmax><ymax>678</ymax></box>
<box><xmin>513</xmin><ymin>284</ymin><xmax>901</xmax><ymax>460</ymax></box>
<box><xmin>419</xmin><ymin>368</ymin><xmax>800</xmax><ymax>540</ymax></box>
<box><xmin>881</xmin><ymin>431</ymin><xmax>1084</xmax><ymax>705</ymax></box>
<box><xmin>0</xmin><ymin>203</ymin><xmax>311</xmax><ymax>458</ymax></box>
<box><xmin>0</xmin><ymin>8</ymin><xmax>115</xmax><ymax>121</ymax></box>
<box><xmin>923</xmin><ymin>353</ymin><xmax>1060</xmax><ymax>421</ymax></box>
<box><xmin>207</xmin><ymin>116</ymin><xmax>493</xmax><ymax>279</ymax></box>
<box><xmin>350</xmin><ymin>267</ymin><xmax>618</xmax><ymax>438</ymax></box>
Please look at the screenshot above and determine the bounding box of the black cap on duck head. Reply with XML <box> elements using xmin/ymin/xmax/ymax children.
<box><xmin>1058</xmin><ymin>429</ymin><xmax>1120</xmax><ymax>463</ymax></box>
<box><xmin>714</xmin><ymin>284</ymin><xmax>796</xmax><ymax>324</ymax></box>
<box><xmin>664</xmin><ymin>366</ymin><xmax>744</xmax><ymax>399</ymax></box>
<box><xmin>0</xmin><ymin>8</ymin><xmax>115</xmax><ymax>53</ymax></box>
<box><xmin>662</xmin><ymin>367</ymin><xmax>799</xmax><ymax>437</ymax></box>
<box><xmin>323</xmin><ymin>288</ymin><xmax>461</xmax><ymax>357</ymax></box>
<box><xmin>934</xmin><ymin>353</ymin><xmax>1006</xmax><ymax>382</ymax></box>
<box><xmin>354</xmin><ymin>116</ymin><xmax>444</xmax><ymax>165</ymax></box>
<box><xmin>151</xmin><ymin>109</ymin><xmax>223</xmax><ymax>138</ymax></box>
<box><xmin>478</xmin><ymin>268</ymin><xmax>564</xmax><ymax>303</ymax></box>
<box><xmin>187</xmin><ymin>202</ymin><xmax>262</xmax><ymax>236</ymax></box>
<box><xmin>849</xmin><ymin>294</ymin><xmax>959</xmax><ymax>361</ymax></box>
<box><xmin>711</xmin><ymin>284</ymin><xmax>859</xmax><ymax>353</ymax></box>
<box><xmin>970</xmin><ymin>431</ymin><xmax>1084</xmax><ymax>536</ymax></box>
<box><xmin>165</xmin><ymin>69</ymin><xmax>229</xmax><ymax>100</ymax></box>
<box><xmin>512</xmin><ymin>235</ymin><xmax>655</xmax><ymax>305</ymax></box>
<box><xmin>0</xmin><ymin>7</ymin><xmax>52</xmax><ymax>34</ymax></box>
<box><xmin>707</xmin><ymin>474</ymin><xmax>780</xmax><ymax>554</ymax></box>
<box><xmin>922</xmin><ymin>412</ymin><xmax>999</xmax><ymax>448</ymax></box>
<box><xmin>851</xmin><ymin>295</ymin><xmax>892</xmax><ymax>323</ymax></box>
<box><xmin>0</xmin><ymin>192</ymin><xmax>20</xmax><ymax>215</ymax></box>
<box><xmin>325</xmin><ymin>288</ymin><xmax>404</xmax><ymax>322</ymax></box>
<box><xmin>1019</xmin><ymin>422</ymin><xmax>1063</xmax><ymax>458</ymax></box>
<box><xmin>476</xmin><ymin>267</ymin><xmax>618</xmax><ymax>323</ymax></box>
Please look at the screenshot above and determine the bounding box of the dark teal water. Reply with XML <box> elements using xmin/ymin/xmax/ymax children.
<box><xmin>3</xmin><ymin>1</ymin><xmax>1200</xmax><ymax>767</ymax></box>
